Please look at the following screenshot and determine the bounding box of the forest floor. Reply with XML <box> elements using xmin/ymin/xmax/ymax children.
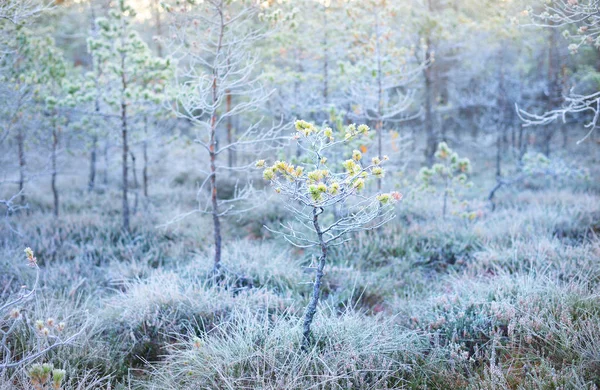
<box><xmin>1</xmin><ymin>136</ymin><xmax>600</xmax><ymax>389</ymax></box>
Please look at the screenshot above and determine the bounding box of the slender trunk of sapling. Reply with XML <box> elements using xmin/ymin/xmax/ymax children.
<box><xmin>17</xmin><ymin>126</ymin><xmax>26</xmax><ymax>205</ymax></box>
<box><xmin>103</xmin><ymin>140</ymin><xmax>109</xmax><ymax>186</ymax></box>
<box><xmin>210</xmin><ymin>150</ymin><xmax>222</xmax><ymax>274</ymax></box>
<box><xmin>424</xmin><ymin>48</ymin><xmax>435</xmax><ymax>167</ymax></box>
<box><xmin>375</xmin><ymin>6</ymin><xmax>383</xmax><ymax>191</ymax></box>
<box><xmin>208</xmin><ymin>9</ymin><xmax>225</xmax><ymax>275</ymax></box>
<box><xmin>154</xmin><ymin>0</ymin><xmax>163</xmax><ymax>57</ymax></box>
<box><xmin>209</xmin><ymin>91</ymin><xmax>222</xmax><ymax>272</ymax></box>
<box><xmin>511</xmin><ymin>127</ymin><xmax>516</xmax><ymax>157</ymax></box>
<box><xmin>130</xmin><ymin>151</ymin><xmax>138</xmax><ymax>215</ymax></box>
<box><xmin>121</xmin><ymin>74</ymin><xmax>130</xmax><ymax>232</ymax></box>
<box><xmin>143</xmin><ymin>116</ymin><xmax>149</xmax><ymax>198</ymax></box>
<box><xmin>226</xmin><ymin>90</ymin><xmax>234</xmax><ymax>168</ymax></box>
<box><xmin>302</xmin><ymin>207</ymin><xmax>327</xmax><ymax>352</ymax></box>
<box><xmin>496</xmin><ymin>126</ymin><xmax>502</xmax><ymax>179</ymax></box>
<box><xmin>51</xmin><ymin>119</ymin><xmax>59</xmax><ymax>218</ymax></box>
<box><xmin>322</xmin><ymin>6</ymin><xmax>328</xmax><ymax>108</ymax></box>
<box><xmin>89</xmin><ymin>6</ymin><xmax>100</xmax><ymax>193</ymax></box>
<box><xmin>424</xmin><ymin>0</ymin><xmax>436</xmax><ymax>165</ymax></box>
<box><xmin>442</xmin><ymin>174</ymin><xmax>448</xmax><ymax>219</ymax></box>
<box><xmin>120</xmin><ymin>22</ymin><xmax>130</xmax><ymax>233</ymax></box>
<box><xmin>88</xmin><ymin>134</ymin><xmax>97</xmax><ymax>192</ymax></box>
<box><xmin>518</xmin><ymin>127</ymin><xmax>527</xmax><ymax>161</ymax></box>
<box><xmin>122</xmin><ymin>103</ymin><xmax>130</xmax><ymax>232</ymax></box>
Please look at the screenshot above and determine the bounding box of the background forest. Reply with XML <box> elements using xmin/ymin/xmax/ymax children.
<box><xmin>1</xmin><ymin>0</ymin><xmax>600</xmax><ymax>388</ymax></box>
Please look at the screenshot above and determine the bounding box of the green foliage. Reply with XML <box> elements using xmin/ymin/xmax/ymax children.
<box><xmin>0</xmin><ymin>26</ymin><xmax>67</xmax><ymax>100</ymax></box>
<box><xmin>261</xmin><ymin>120</ymin><xmax>400</xmax><ymax>208</ymax></box>
<box><xmin>416</xmin><ymin>142</ymin><xmax>474</xmax><ymax>219</ymax></box>
<box><xmin>28</xmin><ymin>364</ymin><xmax>66</xmax><ymax>390</ymax></box>
<box><xmin>69</xmin><ymin>0</ymin><xmax>172</xmax><ymax>115</ymax></box>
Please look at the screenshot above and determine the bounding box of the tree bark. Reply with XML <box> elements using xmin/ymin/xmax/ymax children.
<box><xmin>496</xmin><ymin>127</ymin><xmax>502</xmax><ymax>179</ymax></box>
<box><xmin>322</xmin><ymin>6</ymin><xmax>328</xmax><ymax>108</ymax></box>
<box><xmin>121</xmin><ymin>52</ymin><xmax>130</xmax><ymax>232</ymax></box>
<box><xmin>17</xmin><ymin>126</ymin><xmax>26</xmax><ymax>205</ymax></box>
<box><xmin>130</xmin><ymin>150</ymin><xmax>138</xmax><ymax>215</ymax></box>
<box><xmin>424</xmin><ymin>63</ymin><xmax>435</xmax><ymax>166</ymax></box>
<box><xmin>302</xmin><ymin>207</ymin><xmax>327</xmax><ymax>352</ymax></box>
<box><xmin>442</xmin><ymin>176</ymin><xmax>448</xmax><ymax>218</ymax></box>
<box><xmin>544</xmin><ymin>24</ymin><xmax>562</xmax><ymax>156</ymax></box>
<box><xmin>102</xmin><ymin>140</ymin><xmax>109</xmax><ymax>186</ymax></box>
<box><xmin>210</xmin><ymin>8</ymin><xmax>225</xmax><ymax>273</ymax></box>
<box><xmin>51</xmin><ymin>119</ymin><xmax>59</xmax><ymax>218</ymax></box>
<box><xmin>226</xmin><ymin>91</ymin><xmax>234</xmax><ymax>168</ymax></box>
<box><xmin>375</xmin><ymin>5</ymin><xmax>383</xmax><ymax>190</ymax></box>
<box><xmin>423</xmin><ymin>0</ymin><xmax>436</xmax><ymax>166</ymax></box>
<box><xmin>89</xmin><ymin>4</ymin><xmax>101</xmax><ymax>193</ymax></box>
<box><xmin>154</xmin><ymin>0</ymin><xmax>163</xmax><ymax>57</ymax></box>
<box><xmin>88</xmin><ymin>134</ymin><xmax>97</xmax><ymax>192</ymax></box>
<box><xmin>143</xmin><ymin>116</ymin><xmax>149</xmax><ymax>197</ymax></box>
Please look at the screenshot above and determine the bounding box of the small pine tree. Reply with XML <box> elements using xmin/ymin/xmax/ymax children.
<box><xmin>260</xmin><ymin>120</ymin><xmax>400</xmax><ymax>351</ymax></box>
<box><xmin>417</xmin><ymin>142</ymin><xmax>473</xmax><ymax>219</ymax></box>
<box><xmin>85</xmin><ymin>0</ymin><xmax>171</xmax><ymax>232</ymax></box>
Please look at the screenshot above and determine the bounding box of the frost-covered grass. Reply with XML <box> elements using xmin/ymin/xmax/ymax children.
<box><xmin>1</xmin><ymin>144</ymin><xmax>599</xmax><ymax>389</ymax></box>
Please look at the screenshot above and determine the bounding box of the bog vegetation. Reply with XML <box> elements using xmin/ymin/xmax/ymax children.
<box><xmin>0</xmin><ymin>0</ymin><xmax>599</xmax><ymax>389</ymax></box>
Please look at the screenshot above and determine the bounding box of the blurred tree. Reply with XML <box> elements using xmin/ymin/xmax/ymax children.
<box><xmin>169</xmin><ymin>0</ymin><xmax>283</xmax><ymax>274</ymax></box>
<box><xmin>518</xmin><ymin>0</ymin><xmax>600</xmax><ymax>144</ymax></box>
<box><xmin>0</xmin><ymin>27</ymin><xmax>66</xmax><ymax>208</ymax></box>
<box><xmin>86</xmin><ymin>0</ymin><xmax>170</xmax><ymax>232</ymax></box>
<box><xmin>342</xmin><ymin>0</ymin><xmax>426</xmax><ymax>188</ymax></box>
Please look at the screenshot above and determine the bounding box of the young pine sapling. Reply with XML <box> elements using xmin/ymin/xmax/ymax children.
<box><xmin>417</xmin><ymin>142</ymin><xmax>473</xmax><ymax>219</ymax></box>
<box><xmin>260</xmin><ymin>120</ymin><xmax>401</xmax><ymax>351</ymax></box>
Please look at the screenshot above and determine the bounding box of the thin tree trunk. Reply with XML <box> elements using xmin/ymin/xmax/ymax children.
<box><xmin>518</xmin><ymin>127</ymin><xmax>527</xmax><ymax>161</ymax></box>
<box><xmin>294</xmin><ymin>47</ymin><xmax>303</xmax><ymax>158</ymax></box>
<box><xmin>442</xmin><ymin>176</ymin><xmax>448</xmax><ymax>218</ymax></box>
<box><xmin>17</xmin><ymin>126</ymin><xmax>25</xmax><ymax>205</ymax></box>
<box><xmin>424</xmin><ymin>60</ymin><xmax>435</xmax><ymax>166</ymax></box>
<box><xmin>210</xmin><ymin>148</ymin><xmax>221</xmax><ymax>273</ymax></box>
<box><xmin>154</xmin><ymin>0</ymin><xmax>163</xmax><ymax>57</ymax></box>
<box><xmin>544</xmin><ymin>24</ymin><xmax>561</xmax><ymax>157</ymax></box>
<box><xmin>102</xmin><ymin>140</ymin><xmax>109</xmax><ymax>186</ymax></box>
<box><xmin>51</xmin><ymin>119</ymin><xmax>59</xmax><ymax>218</ymax></box>
<box><xmin>130</xmin><ymin>151</ymin><xmax>139</xmax><ymax>216</ymax></box>
<box><xmin>322</xmin><ymin>6</ymin><xmax>328</xmax><ymax>108</ymax></box>
<box><xmin>89</xmin><ymin>5</ymin><xmax>100</xmax><ymax>193</ymax></box>
<box><xmin>375</xmin><ymin>5</ymin><xmax>383</xmax><ymax>190</ymax></box>
<box><xmin>226</xmin><ymin>91</ymin><xmax>234</xmax><ymax>168</ymax></box>
<box><xmin>496</xmin><ymin>127</ymin><xmax>502</xmax><ymax>179</ymax></box>
<box><xmin>302</xmin><ymin>207</ymin><xmax>327</xmax><ymax>352</ymax></box>
<box><xmin>121</xmin><ymin>52</ymin><xmax>130</xmax><ymax>232</ymax></box>
<box><xmin>424</xmin><ymin>0</ymin><xmax>436</xmax><ymax>166</ymax></box>
<box><xmin>143</xmin><ymin>116</ymin><xmax>149</xmax><ymax>197</ymax></box>
<box><xmin>561</xmin><ymin>64</ymin><xmax>569</xmax><ymax>148</ymax></box>
<box><xmin>511</xmin><ymin>127</ymin><xmax>516</xmax><ymax>156</ymax></box>
<box><xmin>496</xmin><ymin>46</ymin><xmax>506</xmax><ymax>179</ymax></box>
<box><xmin>88</xmin><ymin>134</ymin><xmax>97</xmax><ymax>192</ymax></box>
<box><xmin>544</xmin><ymin>131</ymin><xmax>552</xmax><ymax>157</ymax></box>
<box><xmin>210</xmin><ymin>8</ymin><xmax>225</xmax><ymax>273</ymax></box>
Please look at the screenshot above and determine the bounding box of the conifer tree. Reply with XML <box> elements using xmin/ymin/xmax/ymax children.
<box><xmin>86</xmin><ymin>0</ymin><xmax>171</xmax><ymax>232</ymax></box>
